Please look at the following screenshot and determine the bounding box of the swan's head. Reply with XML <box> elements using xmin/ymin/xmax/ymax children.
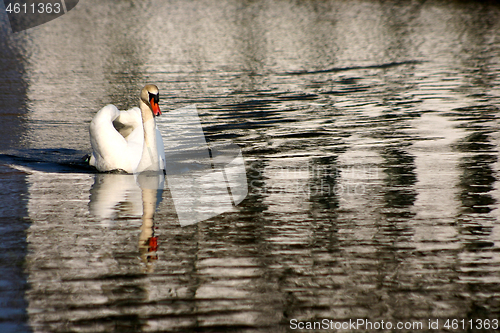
<box><xmin>141</xmin><ymin>84</ymin><xmax>161</xmax><ymax>116</ymax></box>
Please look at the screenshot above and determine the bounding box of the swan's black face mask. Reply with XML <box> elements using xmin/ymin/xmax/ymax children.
<box><xmin>149</xmin><ymin>92</ymin><xmax>159</xmax><ymax>105</ymax></box>
<box><xmin>148</xmin><ymin>92</ymin><xmax>161</xmax><ymax>116</ymax></box>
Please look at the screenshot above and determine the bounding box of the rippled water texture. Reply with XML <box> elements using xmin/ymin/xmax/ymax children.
<box><xmin>1</xmin><ymin>0</ymin><xmax>500</xmax><ymax>332</ymax></box>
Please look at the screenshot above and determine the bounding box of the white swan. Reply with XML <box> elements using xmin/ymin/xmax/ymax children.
<box><xmin>89</xmin><ymin>84</ymin><xmax>166</xmax><ymax>173</ymax></box>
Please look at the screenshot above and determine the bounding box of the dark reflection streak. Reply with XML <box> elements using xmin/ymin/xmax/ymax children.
<box><xmin>447</xmin><ymin>3</ymin><xmax>500</xmax><ymax>321</ymax></box>
<box><xmin>0</xmin><ymin>8</ymin><xmax>31</xmax><ymax>333</ymax></box>
<box><xmin>293</xmin><ymin>0</ymin><xmax>338</xmax><ymax>72</ymax></box>
<box><xmin>101</xmin><ymin>3</ymin><xmax>147</xmax><ymax>109</ymax></box>
<box><xmin>308</xmin><ymin>156</ymin><xmax>341</xmax><ymax>256</ymax></box>
<box><xmin>189</xmin><ymin>159</ymin><xmax>274</xmax><ymax>328</ymax></box>
<box><xmin>232</xmin><ymin>0</ymin><xmax>268</xmax><ymax>92</ymax></box>
<box><xmin>456</xmin><ymin>131</ymin><xmax>496</xmax><ymax>226</ymax></box>
<box><xmin>370</xmin><ymin>1</ymin><xmax>422</xmax><ymax>319</ymax></box>
<box><xmin>278</xmin><ymin>157</ymin><xmax>342</xmax><ymax>320</ymax></box>
<box><xmin>73</xmin><ymin>313</ymin><xmax>145</xmax><ymax>333</ymax></box>
<box><xmin>0</xmin><ymin>16</ymin><xmax>29</xmax><ymax>149</ymax></box>
<box><xmin>454</xmin><ymin>2</ymin><xmax>499</xmax><ymax>95</ymax></box>
<box><xmin>0</xmin><ymin>169</ymin><xmax>30</xmax><ymax>333</ymax></box>
<box><xmin>245</xmin><ymin>160</ymin><xmax>269</xmax><ymax>213</ymax></box>
<box><xmin>377</xmin><ymin>147</ymin><xmax>417</xmax><ymax>301</ymax></box>
<box><xmin>450</xmin><ymin>4</ymin><xmax>499</xmax><ymax>218</ymax></box>
<box><xmin>381</xmin><ymin>148</ymin><xmax>417</xmax><ymax>212</ymax></box>
<box><xmin>238</xmin><ymin>160</ymin><xmax>289</xmax><ymax>320</ymax></box>
<box><xmin>309</xmin><ymin>156</ymin><xmax>340</xmax><ymax>213</ymax></box>
<box><xmin>454</xmin><ymin>125</ymin><xmax>498</xmax><ymax>320</ymax></box>
<box><xmin>380</xmin><ymin>1</ymin><xmax>423</xmax><ymax>62</ymax></box>
<box><xmin>185</xmin><ymin>224</ymin><xmax>201</xmax><ymax>331</ymax></box>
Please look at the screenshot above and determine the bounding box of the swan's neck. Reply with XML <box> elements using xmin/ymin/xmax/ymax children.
<box><xmin>136</xmin><ymin>100</ymin><xmax>159</xmax><ymax>172</ymax></box>
<box><xmin>140</xmin><ymin>99</ymin><xmax>154</xmax><ymax>124</ymax></box>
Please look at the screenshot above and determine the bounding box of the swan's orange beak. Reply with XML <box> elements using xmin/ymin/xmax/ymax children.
<box><xmin>150</xmin><ymin>98</ymin><xmax>161</xmax><ymax>116</ymax></box>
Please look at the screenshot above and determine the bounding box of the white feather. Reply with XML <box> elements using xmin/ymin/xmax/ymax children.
<box><xmin>89</xmin><ymin>104</ymin><xmax>165</xmax><ymax>173</ymax></box>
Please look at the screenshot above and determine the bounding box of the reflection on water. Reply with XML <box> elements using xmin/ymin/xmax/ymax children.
<box><xmin>90</xmin><ymin>172</ymin><xmax>164</xmax><ymax>267</ymax></box>
<box><xmin>1</xmin><ymin>0</ymin><xmax>500</xmax><ymax>332</ymax></box>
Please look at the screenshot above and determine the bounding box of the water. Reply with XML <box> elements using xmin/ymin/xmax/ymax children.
<box><xmin>1</xmin><ymin>0</ymin><xmax>500</xmax><ymax>332</ymax></box>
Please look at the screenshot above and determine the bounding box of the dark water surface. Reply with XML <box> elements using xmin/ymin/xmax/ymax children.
<box><xmin>1</xmin><ymin>0</ymin><xmax>500</xmax><ymax>332</ymax></box>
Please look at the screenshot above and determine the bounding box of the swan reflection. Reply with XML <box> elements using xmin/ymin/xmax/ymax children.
<box><xmin>89</xmin><ymin>171</ymin><xmax>164</xmax><ymax>267</ymax></box>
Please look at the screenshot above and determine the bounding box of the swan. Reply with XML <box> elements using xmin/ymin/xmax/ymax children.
<box><xmin>89</xmin><ymin>84</ymin><xmax>166</xmax><ymax>173</ymax></box>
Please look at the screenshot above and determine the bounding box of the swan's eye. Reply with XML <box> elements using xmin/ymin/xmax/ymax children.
<box><xmin>149</xmin><ymin>92</ymin><xmax>159</xmax><ymax>104</ymax></box>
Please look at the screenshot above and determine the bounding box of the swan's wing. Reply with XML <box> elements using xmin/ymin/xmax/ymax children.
<box><xmin>90</xmin><ymin>104</ymin><xmax>131</xmax><ymax>172</ymax></box>
<box><xmin>113</xmin><ymin>107</ymin><xmax>142</xmax><ymax>140</ymax></box>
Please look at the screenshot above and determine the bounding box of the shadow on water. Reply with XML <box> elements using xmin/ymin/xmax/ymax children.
<box><xmin>0</xmin><ymin>149</ymin><xmax>94</xmax><ymax>173</ymax></box>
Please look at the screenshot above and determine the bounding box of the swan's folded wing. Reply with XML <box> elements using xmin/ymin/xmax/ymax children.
<box><xmin>90</xmin><ymin>105</ymin><xmax>131</xmax><ymax>171</ymax></box>
<box><xmin>108</xmin><ymin>107</ymin><xmax>144</xmax><ymax>171</ymax></box>
<box><xmin>113</xmin><ymin>107</ymin><xmax>142</xmax><ymax>140</ymax></box>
